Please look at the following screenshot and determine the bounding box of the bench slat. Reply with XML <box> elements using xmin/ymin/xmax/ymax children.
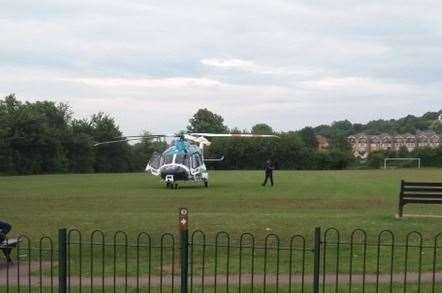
<box><xmin>403</xmin><ymin>187</ymin><xmax>442</xmax><ymax>193</ymax></box>
<box><xmin>403</xmin><ymin>199</ymin><xmax>442</xmax><ymax>204</ymax></box>
<box><xmin>403</xmin><ymin>182</ymin><xmax>442</xmax><ymax>187</ymax></box>
<box><xmin>403</xmin><ymin>193</ymin><xmax>442</xmax><ymax>198</ymax></box>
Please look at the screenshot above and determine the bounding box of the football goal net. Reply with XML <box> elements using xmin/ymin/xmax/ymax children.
<box><xmin>383</xmin><ymin>158</ymin><xmax>421</xmax><ymax>169</ymax></box>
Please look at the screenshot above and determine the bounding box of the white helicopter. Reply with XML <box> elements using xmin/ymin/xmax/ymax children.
<box><xmin>95</xmin><ymin>132</ymin><xmax>278</xmax><ymax>189</ymax></box>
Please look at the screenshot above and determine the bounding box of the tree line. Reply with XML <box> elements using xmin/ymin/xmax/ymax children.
<box><xmin>1</xmin><ymin>94</ymin><xmax>441</xmax><ymax>175</ymax></box>
<box><xmin>0</xmin><ymin>95</ymin><xmax>165</xmax><ymax>174</ymax></box>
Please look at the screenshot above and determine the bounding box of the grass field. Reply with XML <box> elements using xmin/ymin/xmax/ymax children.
<box><xmin>2</xmin><ymin>169</ymin><xmax>442</xmax><ymax>292</ymax></box>
<box><xmin>1</xmin><ymin>169</ymin><xmax>442</xmax><ymax>241</ymax></box>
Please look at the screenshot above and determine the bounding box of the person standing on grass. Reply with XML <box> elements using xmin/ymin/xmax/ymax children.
<box><xmin>262</xmin><ymin>159</ymin><xmax>274</xmax><ymax>187</ymax></box>
<box><xmin>0</xmin><ymin>221</ymin><xmax>11</xmax><ymax>243</ymax></box>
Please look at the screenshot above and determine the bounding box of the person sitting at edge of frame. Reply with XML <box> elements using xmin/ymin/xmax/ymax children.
<box><xmin>0</xmin><ymin>221</ymin><xmax>12</xmax><ymax>243</ymax></box>
<box><xmin>262</xmin><ymin>159</ymin><xmax>274</xmax><ymax>187</ymax></box>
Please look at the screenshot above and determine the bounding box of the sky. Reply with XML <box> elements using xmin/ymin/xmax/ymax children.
<box><xmin>1</xmin><ymin>0</ymin><xmax>442</xmax><ymax>135</ymax></box>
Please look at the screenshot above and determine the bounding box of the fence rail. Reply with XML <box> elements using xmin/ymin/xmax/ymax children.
<box><xmin>2</xmin><ymin>220</ymin><xmax>442</xmax><ymax>292</ymax></box>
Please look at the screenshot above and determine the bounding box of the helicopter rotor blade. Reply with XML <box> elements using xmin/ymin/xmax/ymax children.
<box><xmin>95</xmin><ymin>132</ymin><xmax>278</xmax><ymax>147</ymax></box>
<box><xmin>93</xmin><ymin>138</ymin><xmax>144</xmax><ymax>146</ymax></box>
<box><xmin>111</xmin><ymin>134</ymin><xmax>177</xmax><ymax>139</ymax></box>
<box><xmin>95</xmin><ymin>134</ymin><xmax>180</xmax><ymax>147</ymax></box>
<box><xmin>204</xmin><ymin>156</ymin><xmax>225</xmax><ymax>162</ymax></box>
<box><xmin>189</xmin><ymin>133</ymin><xmax>279</xmax><ymax>138</ymax></box>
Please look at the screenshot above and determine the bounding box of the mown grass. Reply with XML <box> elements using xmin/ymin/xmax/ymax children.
<box><xmin>2</xmin><ymin>169</ymin><xmax>442</xmax><ymax>281</ymax></box>
<box><xmin>1</xmin><ymin>169</ymin><xmax>442</xmax><ymax>240</ymax></box>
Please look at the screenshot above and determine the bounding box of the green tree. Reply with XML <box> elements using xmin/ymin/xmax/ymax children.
<box><xmin>431</xmin><ymin>120</ymin><xmax>442</xmax><ymax>134</ymax></box>
<box><xmin>90</xmin><ymin>113</ymin><xmax>130</xmax><ymax>172</ymax></box>
<box><xmin>66</xmin><ymin>119</ymin><xmax>96</xmax><ymax>173</ymax></box>
<box><xmin>251</xmin><ymin>123</ymin><xmax>273</xmax><ymax>134</ymax></box>
<box><xmin>273</xmin><ymin>132</ymin><xmax>308</xmax><ymax>169</ymax></box>
<box><xmin>0</xmin><ymin>95</ymin><xmax>19</xmax><ymax>173</ymax></box>
<box><xmin>367</xmin><ymin>151</ymin><xmax>385</xmax><ymax>169</ymax></box>
<box><xmin>187</xmin><ymin>108</ymin><xmax>228</xmax><ymax>133</ymax></box>
<box><xmin>1</xmin><ymin>96</ymin><xmax>71</xmax><ymax>174</ymax></box>
<box><xmin>298</xmin><ymin>127</ymin><xmax>318</xmax><ymax>149</ymax></box>
<box><xmin>331</xmin><ymin>120</ymin><xmax>353</xmax><ymax>135</ymax></box>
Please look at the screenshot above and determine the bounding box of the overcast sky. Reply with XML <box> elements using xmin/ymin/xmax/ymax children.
<box><xmin>1</xmin><ymin>0</ymin><xmax>442</xmax><ymax>134</ymax></box>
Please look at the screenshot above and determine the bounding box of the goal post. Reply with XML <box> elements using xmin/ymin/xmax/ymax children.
<box><xmin>383</xmin><ymin>157</ymin><xmax>421</xmax><ymax>169</ymax></box>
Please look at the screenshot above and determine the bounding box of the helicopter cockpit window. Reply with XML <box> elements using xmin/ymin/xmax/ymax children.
<box><xmin>191</xmin><ymin>154</ymin><xmax>202</xmax><ymax>169</ymax></box>
<box><xmin>174</xmin><ymin>153</ymin><xmax>190</xmax><ymax>167</ymax></box>
<box><xmin>163</xmin><ymin>153</ymin><xmax>174</xmax><ymax>164</ymax></box>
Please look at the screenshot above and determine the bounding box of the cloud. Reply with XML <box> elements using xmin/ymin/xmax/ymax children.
<box><xmin>1</xmin><ymin>0</ymin><xmax>442</xmax><ymax>134</ymax></box>
<box><xmin>201</xmin><ymin>58</ymin><xmax>280</xmax><ymax>74</ymax></box>
<box><xmin>61</xmin><ymin>77</ymin><xmax>224</xmax><ymax>88</ymax></box>
<box><xmin>201</xmin><ymin>58</ymin><xmax>322</xmax><ymax>78</ymax></box>
<box><xmin>201</xmin><ymin>58</ymin><xmax>268</xmax><ymax>72</ymax></box>
<box><xmin>300</xmin><ymin>77</ymin><xmax>408</xmax><ymax>94</ymax></box>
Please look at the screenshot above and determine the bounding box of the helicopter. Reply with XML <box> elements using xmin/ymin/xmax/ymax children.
<box><xmin>95</xmin><ymin>132</ymin><xmax>278</xmax><ymax>189</ymax></box>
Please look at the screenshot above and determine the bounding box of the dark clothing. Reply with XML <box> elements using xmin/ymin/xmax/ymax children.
<box><xmin>265</xmin><ymin>162</ymin><xmax>274</xmax><ymax>175</ymax></box>
<box><xmin>262</xmin><ymin>173</ymin><xmax>274</xmax><ymax>186</ymax></box>
<box><xmin>262</xmin><ymin>162</ymin><xmax>274</xmax><ymax>186</ymax></box>
<box><xmin>0</xmin><ymin>221</ymin><xmax>11</xmax><ymax>243</ymax></box>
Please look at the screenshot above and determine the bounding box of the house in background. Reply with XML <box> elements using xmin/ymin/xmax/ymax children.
<box><xmin>348</xmin><ymin>130</ymin><xmax>441</xmax><ymax>159</ymax></box>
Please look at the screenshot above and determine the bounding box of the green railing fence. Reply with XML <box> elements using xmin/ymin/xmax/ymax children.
<box><xmin>1</xmin><ymin>209</ymin><xmax>442</xmax><ymax>292</ymax></box>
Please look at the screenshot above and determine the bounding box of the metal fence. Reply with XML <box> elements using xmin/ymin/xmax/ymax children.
<box><xmin>1</xmin><ymin>212</ymin><xmax>442</xmax><ymax>292</ymax></box>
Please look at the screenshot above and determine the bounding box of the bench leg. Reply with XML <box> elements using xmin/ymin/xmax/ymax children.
<box><xmin>1</xmin><ymin>248</ymin><xmax>13</xmax><ymax>263</ymax></box>
<box><xmin>398</xmin><ymin>201</ymin><xmax>404</xmax><ymax>218</ymax></box>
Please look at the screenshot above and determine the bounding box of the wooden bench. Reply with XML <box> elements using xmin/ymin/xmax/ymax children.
<box><xmin>398</xmin><ymin>180</ymin><xmax>442</xmax><ymax>217</ymax></box>
<box><xmin>0</xmin><ymin>239</ymin><xmax>20</xmax><ymax>263</ymax></box>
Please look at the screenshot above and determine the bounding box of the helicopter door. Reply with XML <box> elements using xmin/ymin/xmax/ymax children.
<box><xmin>146</xmin><ymin>152</ymin><xmax>162</xmax><ymax>176</ymax></box>
<box><xmin>190</xmin><ymin>153</ymin><xmax>202</xmax><ymax>175</ymax></box>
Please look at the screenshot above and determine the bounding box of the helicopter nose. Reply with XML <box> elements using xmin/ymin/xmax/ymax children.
<box><xmin>160</xmin><ymin>165</ymin><xmax>188</xmax><ymax>180</ymax></box>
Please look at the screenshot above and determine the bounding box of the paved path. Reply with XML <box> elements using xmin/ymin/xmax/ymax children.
<box><xmin>1</xmin><ymin>262</ymin><xmax>441</xmax><ymax>287</ymax></box>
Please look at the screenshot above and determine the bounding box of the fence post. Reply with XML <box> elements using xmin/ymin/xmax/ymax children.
<box><xmin>179</xmin><ymin>208</ymin><xmax>189</xmax><ymax>293</ymax></box>
<box><xmin>313</xmin><ymin>227</ymin><xmax>321</xmax><ymax>293</ymax></box>
<box><xmin>58</xmin><ymin>228</ymin><xmax>67</xmax><ymax>293</ymax></box>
